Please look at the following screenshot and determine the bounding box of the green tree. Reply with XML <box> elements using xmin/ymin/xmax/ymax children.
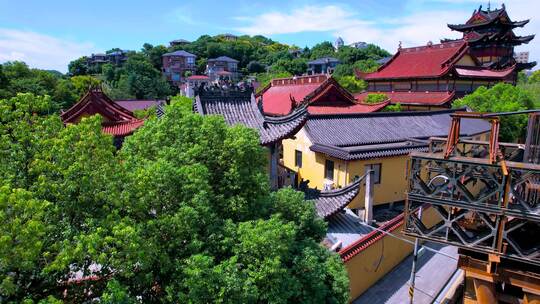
<box><xmin>310</xmin><ymin>42</ymin><xmax>336</xmax><ymax>59</ymax></box>
<box><xmin>335</xmin><ymin>76</ymin><xmax>367</xmax><ymax>93</ymax></box>
<box><xmin>142</xmin><ymin>43</ymin><xmax>169</xmax><ymax>70</ymax></box>
<box><xmin>247</xmin><ymin>61</ymin><xmax>266</xmax><ymax>73</ymax></box>
<box><xmin>118</xmin><ymin>54</ymin><xmax>171</xmax><ymax>99</ymax></box>
<box><xmin>364</xmin><ymin>93</ymin><xmax>388</xmax><ymax>104</ymax></box>
<box><xmin>528</xmin><ymin>70</ymin><xmax>540</xmax><ymax>84</ymax></box>
<box><xmin>68</xmin><ymin>56</ymin><xmax>89</xmax><ymax>76</ymax></box>
<box><xmin>71</xmin><ymin>75</ymin><xmax>102</xmax><ymax>96</ymax></box>
<box><xmin>1</xmin><ymin>95</ymin><xmax>349</xmax><ymax>303</ymax></box>
<box><xmin>453</xmin><ymin>83</ymin><xmax>535</xmax><ymax>141</ymax></box>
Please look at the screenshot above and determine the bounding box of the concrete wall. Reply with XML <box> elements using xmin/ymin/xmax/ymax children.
<box><xmin>282</xmin><ymin>128</ymin><xmax>411</xmax><ymax>208</ymax></box>
<box><xmin>343</xmin><ymin>206</ymin><xmax>441</xmax><ymax>301</ymax></box>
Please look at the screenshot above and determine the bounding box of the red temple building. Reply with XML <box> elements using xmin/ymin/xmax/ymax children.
<box><xmin>257</xmin><ymin>75</ymin><xmax>388</xmax><ymax>116</ymax></box>
<box><xmin>356</xmin><ymin>5</ymin><xmax>534</xmax><ymax>111</ymax></box>
<box><xmin>60</xmin><ymin>87</ymin><xmax>144</xmax><ymax>144</ymax></box>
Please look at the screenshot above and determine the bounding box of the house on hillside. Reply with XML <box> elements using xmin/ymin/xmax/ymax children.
<box><xmin>169</xmin><ymin>39</ymin><xmax>190</xmax><ymax>47</ymax></box>
<box><xmin>307</xmin><ymin>57</ymin><xmax>341</xmax><ymax>75</ymax></box>
<box><xmin>87</xmin><ymin>50</ymin><xmax>129</xmax><ymax>68</ymax></box>
<box><xmin>206</xmin><ymin>56</ymin><xmax>240</xmax><ymax>81</ymax></box>
<box><xmin>162</xmin><ymin>50</ymin><xmax>197</xmax><ymax>86</ymax></box>
<box><xmin>356</xmin><ymin>4</ymin><xmax>535</xmax><ymax>110</ymax></box>
<box><xmin>257</xmin><ymin>75</ymin><xmax>388</xmax><ymax>115</ymax></box>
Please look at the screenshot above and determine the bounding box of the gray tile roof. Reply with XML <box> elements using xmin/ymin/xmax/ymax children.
<box><xmin>308</xmin><ymin>57</ymin><xmax>341</xmax><ymax>65</ymax></box>
<box><xmin>194</xmin><ymin>87</ymin><xmax>308</xmax><ymax>145</ymax></box>
<box><xmin>208</xmin><ymin>56</ymin><xmax>239</xmax><ymax>63</ymax></box>
<box><xmin>304</xmin><ymin>109</ymin><xmax>490</xmax><ymax>160</ymax></box>
<box><xmin>162</xmin><ymin>50</ymin><xmax>196</xmax><ymax>57</ymax></box>
<box><xmin>326</xmin><ymin>208</ymin><xmax>372</xmax><ymax>248</ymax></box>
<box><xmin>304</xmin><ymin>176</ymin><xmax>363</xmax><ymax>219</ymax></box>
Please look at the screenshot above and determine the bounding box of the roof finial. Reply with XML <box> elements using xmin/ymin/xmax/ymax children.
<box><xmin>487</xmin><ymin>1</ymin><xmax>491</xmax><ymax>11</ymax></box>
<box><xmin>398</xmin><ymin>41</ymin><xmax>402</xmax><ymax>51</ymax></box>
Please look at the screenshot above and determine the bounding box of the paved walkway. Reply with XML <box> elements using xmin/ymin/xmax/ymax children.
<box><xmin>353</xmin><ymin>242</ymin><xmax>458</xmax><ymax>304</ymax></box>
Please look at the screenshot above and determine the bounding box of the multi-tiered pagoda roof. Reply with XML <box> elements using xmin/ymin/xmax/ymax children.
<box><xmin>446</xmin><ymin>4</ymin><xmax>535</xmax><ymax>70</ymax></box>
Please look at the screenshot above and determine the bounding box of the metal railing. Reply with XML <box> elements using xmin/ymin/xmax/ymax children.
<box><xmin>404</xmin><ymin>151</ymin><xmax>540</xmax><ymax>266</ymax></box>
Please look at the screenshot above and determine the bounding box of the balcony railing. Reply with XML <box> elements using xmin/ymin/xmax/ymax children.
<box><xmin>404</xmin><ymin>150</ymin><xmax>540</xmax><ymax>265</ymax></box>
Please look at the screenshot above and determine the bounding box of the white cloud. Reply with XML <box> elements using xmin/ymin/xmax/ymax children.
<box><xmin>235</xmin><ymin>2</ymin><xmax>540</xmax><ymax>64</ymax></box>
<box><xmin>0</xmin><ymin>28</ymin><xmax>96</xmax><ymax>73</ymax></box>
<box><xmin>234</xmin><ymin>5</ymin><xmax>371</xmax><ymax>35</ymax></box>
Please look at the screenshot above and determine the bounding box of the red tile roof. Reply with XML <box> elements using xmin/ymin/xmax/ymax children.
<box><xmin>188</xmin><ymin>75</ymin><xmax>210</xmax><ymax>80</ymax></box>
<box><xmin>454</xmin><ymin>65</ymin><xmax>516</xmax><ymax>78</ymax></box>
<box><xmin>61</xmin><ymin>88</ymin><xmax>145</xmax><ymax>137</ymax></box>
<box><xmin>355</xmin><ymin>91</ymin><xmax>455</xmax><ymax>106</ymax></box>
<box><xmin>358</xmin><ymin>41</ymin><xmax>469</xmax><ymax>80</ymax></box>
<box><xmin>308</xmin><ymin>101</ymin><xmax>389</xmax><ymax>115</ymax></box>
<box><xmin>101</xmin><ymin>119</ymin><xmax>144</xmax><ymax>136</ymax></box>
<box><xmin>339</xmin><ymin>212</ymin><xmax>404</xmax><ymax>262</ymax></box>
<box><xmin>258</xmin><ymin>75</ymin><xmax>384</xmax><ymax>115</ymax></box>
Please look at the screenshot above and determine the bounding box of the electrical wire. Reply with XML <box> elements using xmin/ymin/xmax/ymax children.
<box><xmin>355</xmin><ymin>220</ymin><xmax>459</xmax><ymax>261</ymax></box>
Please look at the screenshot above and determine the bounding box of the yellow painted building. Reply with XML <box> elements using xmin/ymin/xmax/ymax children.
<box><xmin>282</xmin><ymin>109</ymin><xmax>491</xmax><ymax>210</ymax></box>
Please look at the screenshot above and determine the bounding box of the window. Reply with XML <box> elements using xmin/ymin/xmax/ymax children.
<box><xmin>325</xmin><ymin>160</ymin><xmax>334</xmax><ymax>181</ymax></box>
<box><xmin>187</xmin><ymin>57</ymin><xmax>195</xmax><ymax>64</ymax></box>
<box><xmin>365</xmin><ymin>163</ymin><xmax>382</xmax><ymax>184</ymax></box>
<box><xmin>295</xmin><ymin>150</ymin><xmax>302</xmax><ymax>168</ymax></box>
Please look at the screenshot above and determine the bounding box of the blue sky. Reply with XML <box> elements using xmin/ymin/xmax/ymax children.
<box><xmin>0</xmin><ymin>0</ymin><xmax>537</xmax><ymax>72</ymax></box>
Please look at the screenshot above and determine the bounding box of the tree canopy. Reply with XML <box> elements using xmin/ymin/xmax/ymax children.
<box><xmin>453</xmin><ymin>83</ymin><xmax>537</xmax><ymax>142</ymax></box>
<box><xmin>0</xmin><ymin>93</ymin><xmax>349</xmax><ymax>303</ymax></box>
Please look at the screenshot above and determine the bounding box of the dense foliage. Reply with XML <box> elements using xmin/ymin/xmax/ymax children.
<box><xmin>0</xmin><ymin>61</ymin><xmax>102</xmax><ymax>110</ymax></box>
<box><xmin>364</xmin><ymin>93</ymin><xmax>388</xmax><ymax>104</ymax></box>
<box><xmin>68</xmin><ymin>35</ymin><xmax>390</xmax><ymax>96</ymax></box>
<box><xmin>453</xmin><ymin>83</ymin><xmax>537</xmax><ymax>141</ymax></box>
<box><xmin>0</xmin><ymin>93</ymin><xmax>349</xmax><ymax>303</ymax></box>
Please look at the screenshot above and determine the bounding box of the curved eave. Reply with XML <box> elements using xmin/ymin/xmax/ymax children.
<box><xmin>361</xmin><ymin>43</ymin><xmax>468</xmax><ymax>81</ymax></box>
<box><xmin>304</xmin><ymin>77</ymin><xmax>356</xmax><ymax>104</ymax></box>
<box><xmin>315</xmin><ymin>176</ymin><xmax>364</xmax><ymax>219</ymax></box>
<box><xmin>260</xmin><ymin>103</ymin><xmax>308</xmax><ymax>145</ymax></box>
<box><xmin>61</xmin><ymin>89</ymin><xmax>136</xmax><ymax>123</ymax></box>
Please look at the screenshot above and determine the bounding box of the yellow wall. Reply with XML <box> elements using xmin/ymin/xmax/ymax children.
<box><xmin>345</xmin><ymin>206</ymin><xmax>441</xmax><ymax>300</ymax></box>
<box><xmin>282</xmin><ymin>128</ymin><xmax>410</xmax><ymax>208</ymax></box>
<box><xmin>456</xmin><ymin>54</ymin><xmax>477</xmax><ymax>66</ymax></box>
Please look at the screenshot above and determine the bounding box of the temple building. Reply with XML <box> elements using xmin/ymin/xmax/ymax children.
<box><xmin>281</xmin><ymin>109</ymin><xmax>490</xmax><ymax>208</ymax></box>
<box><xmin>60</xmin><ymin>87</ymin><xmax>147</xmax><ymax>145</ymax></box>
<box><xmin>356</xmin><ymin>5</ymin><xmax>534</xmax><ymax>110</ymax></box>
<box><xmin>193</xmin><ymin>86</ymin><xmax>308</xmax><ymax>189</ymax></box>
<box><xmin>445</xmin><ymin>4</ymin><xmax>535</xmax><ymax>70</ymax></box>
<box><xmin>257</xmin><ymin>75</ymin><xmax>388</xmax><ymax>116</ymax></box>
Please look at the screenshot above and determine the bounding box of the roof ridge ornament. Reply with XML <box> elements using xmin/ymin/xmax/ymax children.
<box><xmin>398</xmin><ymin>41</ymin><xmax>402</xmax><ymax>51</ymax></box>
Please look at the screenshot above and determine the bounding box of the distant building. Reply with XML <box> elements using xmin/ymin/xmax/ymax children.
<box><xmin>307</xmin><ymin>57</ymin><xmax>341</xmax><ymax>75</ymax></box>
<box><xmin>206</xmin><ymin>56</ymin><xmax>239</xmax><ymax>81</ymax></box>
<box><xmin>515</xmin><ymin>51</ymin><xmax>530</xmax><ymax>65</ymax></box>
<box><xmin>357</xmin><ymin>5</ymin><xmax>535</xmax><ymax>110</ymax></box>
<box><xmin>220</xmin><ymin>33</ymin><xmax>238</xmax><ymax>41</ymax></box>
<box><xmin>257</xmin><ymin>75</ymin><xmax>388</xmax><ymax>115</ymax></box>
<box><xmin>334</xmin><ymin>37</ymin><xmax>344</xmax><ymax>50</ymax></box>
<box><xmin>349</xmin><ymin>41</ymin><xmax>368</xmax><ymax>49</ymax></box>
<box><xmin>169</xmin><ymin>39</ymin><xmax>190</xmax><ymax>47</ymax></box>
<box><xmin>289</xmin><ymin>48</ymin><xmax>304</xmax><ymax>58</ymax></box>
<box><xmin>87</xmin><ymin>50</ymin><xmax>129</xmax><ymax>67</ymax></box>
<box><xmin>161</xmin><ymin>50</ymin><xmax>197</xmax><ymax>86</ymax></box>
<box><xmin>182</xmin><ymin>75</ymin><xmax>210</xmax><ymax>97</ymax></box>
